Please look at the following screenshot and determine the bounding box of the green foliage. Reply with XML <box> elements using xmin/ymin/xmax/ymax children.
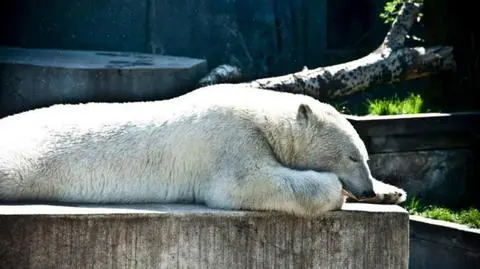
<box><xmin>380</xmin><ymin>0</ymin><xmax>424</xmax><ymax>42</ymax></box>
<box><xmin>404</xmin><ymin>197</ymin><xmax>480</xmax><ymax>229</ymax></box>
<box><xmin>457</xmin><ymin>209</ymin><xmax>480</xmax><ymax>229</ymax></box>
<box><xmin>380</xmin><ymin>0</ymin><xmax>424</xmax><ymax>24</ymax></box>
<box><xmin>404</xmin><ymin>196</ymin><xmax>423</xmax><ymax>214</ymax></box>
<box><xmin>422</xmin><ymin>207</ymin><xmax>456</xmax><ymax>223</ymax></box>
<box><xmin>380</xmin><ymin>0</ymin><xmax>403</xmax><ymax>24</ymax></box>
<box><xmin>366</xmin><ymin>93</ymin><xmax>424</xmax><ymax>115</ymax></box>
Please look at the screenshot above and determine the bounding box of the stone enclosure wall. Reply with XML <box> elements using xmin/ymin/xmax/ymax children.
<box><xmin>348</xmin><ymin>113</ymin><xmax>480</xmax><ymax>209</ymax></box>
<box><xmin>0</xmin><ymin>0</ymin><xmax>389</xmax><ymax>80</ymax></box>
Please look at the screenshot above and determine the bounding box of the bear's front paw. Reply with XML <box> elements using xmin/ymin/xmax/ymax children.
<box><xmin>347</xmin><ymin>180</ymin><xmax>407</xmax><ymax>205</ymax></box>
<box><xmin>369</xmin><ymin>189</ymin><xmax>406</xmax><ymax>204</ymax></box>
<box><xmin>367</xmin><ymin>180</ymin><xmax>407</xmax><ymax>204</ymax></box>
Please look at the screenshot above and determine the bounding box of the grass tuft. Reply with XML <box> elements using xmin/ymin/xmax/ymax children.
<box><xmin>404</xmin><ymin>197</ymin><xmax>480</xmax><ymax>229</ymax></box>
<box><xmin>366</xmin><ymin>93</ymin><xmax>424</xmax><ymax>115</ymax></box>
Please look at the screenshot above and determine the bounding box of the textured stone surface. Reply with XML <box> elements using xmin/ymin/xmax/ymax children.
<box><xmin>0</xmin><ymin>0</ymin><xmax>391</xmax><ymax>80</ymax></box>
<box><xmin>409</xmin><ymin>215</ymin><xmax>480</xmax><ymax>269</ymax></box>
<box><xmin>150</xmin><ymin>0</ymin><xmax>279</xmax><ymax>78</ymax></box>
<box><xmin>347</xmin><ymin>113</ymin><xmax>480</xmax><ymax>208</ymax></box>
<box><xmin>0</xmin><ymin>0</ymin><xmax>315</xmax><ymax>79</ymax></box>
<box><xmin>0</xmin><ymin>203</ymin><xmax>409</xmax><ymax>269</ymax></box>
<box><xmin>0</xmin><ymin>47</ymin><xmax>207</xmax><ymax>117</ymax></box>
<box><xmin>369</xmin><ymin>149</ymin><xmax>474</xmax><ymax>207</ymax></box>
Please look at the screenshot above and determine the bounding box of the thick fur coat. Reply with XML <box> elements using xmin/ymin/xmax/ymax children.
<box><xmin>0</xmin><ymin>85</ymin><xmax>406</xmax><ymax>216</ymax></box>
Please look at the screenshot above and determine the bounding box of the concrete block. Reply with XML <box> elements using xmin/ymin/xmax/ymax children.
<box><xmin>0</xmin><ymin>47</ymin><xmax>208</xmax><ymax>117</ymax></box>
<box><xmin>0</xmin><ymin>203</ymin><xmax>409</xmax><ymax>269</ymax></box>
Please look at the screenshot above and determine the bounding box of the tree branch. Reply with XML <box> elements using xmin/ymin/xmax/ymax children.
<box><xmin>197</xmin><ymin>3</ymin><xmax>456</xmax><ymax>101</ymax></box>
<box><xmin>198</xmin><ymin>64</ymin><xmax>243</xmax><ymax>87</ymax></box>
<box><xmin>381</xmin><ymin>2</ymin><xmax>422</xmax><ymax>50</ymax></box>
<box><xmin>247</xmin><ymin>45</ymin><xmax>455</xmax><ymax>100</ymax></box>
<box><xmin>242</xmin><ymin>3</ymin><xmax>455</xmax><ymax>100</ymax></box>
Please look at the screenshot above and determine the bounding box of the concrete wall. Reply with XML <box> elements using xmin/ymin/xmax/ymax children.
<box><xmin>409</xmin><ymin>215</ymin><xmax>480</xmax><ymax>269</ymax></box>
<box><xmin>0</xmin><ymin>47</ymin><xmax>207</xmax><ymax>117</ymax></box>
<box><xmin>347</xmin><ymin>112</ymin><xmax>480</xmax><ymax>209</ymax></box>
<box><xmin>0</xmin><ymin>203</ymin><xmax>409</xmax><ymax>269</ymax></box>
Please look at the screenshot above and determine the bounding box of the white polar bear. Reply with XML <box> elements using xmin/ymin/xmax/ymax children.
<box><xmin>0</xmin><ymin>84</ymin><xmax>406</xmax><ymax>216</ymax></box>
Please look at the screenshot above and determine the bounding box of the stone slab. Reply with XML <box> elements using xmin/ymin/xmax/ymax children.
<box><xmin>0</xmin><ymin>47</ymin><xmax>207</xmax><ymax>117</ymax></box>
<box><xmin>0</xmin><ymin>203</ymin><xmax>409</xmax><ymax>269</ymax></box>
<box><xmin>0</xmin><ymin>47</ymin><xmax>205</xmax><ymax>69</ymax></box>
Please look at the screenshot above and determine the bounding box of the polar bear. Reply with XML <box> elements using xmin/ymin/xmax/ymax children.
<box><xmin>0</xmin><ymin>84</ymin><xmax>406</xmax><ymax>216</ymax></box>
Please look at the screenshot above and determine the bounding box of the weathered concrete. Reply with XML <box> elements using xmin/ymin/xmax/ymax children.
<box><xmin>0</xmin><ymin>46</ymin><xmax>207</xmax><ymax>117</ymax></box>
<box><xmin>0</xmin><ymin>203</ymin><xmax>409</xmax><ymax>269</ymax></box>
<box><xmin>409</xmin><ymin>215</ymin><xmax>480</xmax><ymax>269</ymax></box>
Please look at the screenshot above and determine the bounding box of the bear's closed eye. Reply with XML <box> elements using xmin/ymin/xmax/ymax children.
<box><xmin>348</xmin><ymin>156</ymin><xmax>359</xmax><ymax>162</ymax></box>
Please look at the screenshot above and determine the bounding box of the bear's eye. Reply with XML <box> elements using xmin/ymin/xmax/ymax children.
<box><xmin>348</xmin><ymin>156</ymin><xmax>359</xmax><ymax>162</ymax></box>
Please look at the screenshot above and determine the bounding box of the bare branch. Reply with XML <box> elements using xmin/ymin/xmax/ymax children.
<box><xmin>198</xmin><ymin>65</ymin><xmax>243</xmax><ymax>87</ymax></box>
<box><xmin>245</xmin><ymin>45</ymin><xmax>455</xmax><ymax>100</ymax></box>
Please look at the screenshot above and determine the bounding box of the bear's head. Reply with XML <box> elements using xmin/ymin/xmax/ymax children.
<box><xmin>292</xmin><ymin>102</ymin><xmax>376</xmax><ymax>201</ymax></box>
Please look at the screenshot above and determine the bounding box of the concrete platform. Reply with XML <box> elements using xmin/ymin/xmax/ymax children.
<box><xmin>0</xmin><ymin>46</ymin><xmax>207</xmax><ymax>117</ymax></box>
<box><xmin>0</xmin><ymin>203</ymin><xmax>409</xmax><ymax>269</ymax></box>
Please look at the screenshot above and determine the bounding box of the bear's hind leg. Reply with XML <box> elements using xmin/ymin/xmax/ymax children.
<box><xmin>206</xmin><ymin>166</ymin><xmax>345</xmax><ymax>217</ymax></box>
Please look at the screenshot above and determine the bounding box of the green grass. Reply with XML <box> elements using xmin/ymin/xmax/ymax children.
<box><xmin>366</xmin><ymin>93</ymin><xmax>424</xmax><ymax>115</ymax></box>
<box><xmin>404</xmin><ymin>197</ymin><xmax>480</xmax><ymax>229</ymax></box>
<box><xmin>332</xmin><ymin>92</ymin><xmax>435</xmax><ymax>116</ymax></box>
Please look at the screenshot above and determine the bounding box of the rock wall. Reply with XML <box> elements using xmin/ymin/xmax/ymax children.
<box><xmin>348</xmin><ymin>113</ymin><xmax>480</xmax><ymax>209</ymax></box>
<box><xmin>0</xmin><ymin>0</ymin><xmax>389</xmax><ymax>79</ymax></box>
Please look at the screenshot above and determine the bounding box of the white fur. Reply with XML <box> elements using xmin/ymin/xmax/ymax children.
<box><xmin>0</xmin><ymin>85</ymin><xmax>405</xmax><ymax>216</ymax></box>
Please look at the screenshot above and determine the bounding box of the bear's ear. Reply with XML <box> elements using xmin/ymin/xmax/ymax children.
<box><xmin>297</xmin><ymin>104</ymin><xmax>312</xmax><ymax>122</ymax></box>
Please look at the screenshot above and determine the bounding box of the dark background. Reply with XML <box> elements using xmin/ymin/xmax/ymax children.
<box><xmin>0</xmin><ymin>0</ymin><xmax>478</xmax><ymax>112</ymax></box>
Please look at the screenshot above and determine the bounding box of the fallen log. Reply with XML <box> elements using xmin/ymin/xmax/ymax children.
<box><xmin>199</xmin><ymin>3</ymin><xmax>456</xmax><ymax>101</ymax></box>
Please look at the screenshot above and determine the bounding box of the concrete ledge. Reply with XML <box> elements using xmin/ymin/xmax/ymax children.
<box><xmin>409</xmin><ymin>215</ymin><xmax>480</xmax><ymax>269</ymax></box>
<box><xmin>0</xmin><ymin>203</ymin><xmax>409</xmax><ymax>269</ymax></box>
<box><xmin>0</xmin><ymin>46</ymin><xmax>208</xmax><ymax>117</ymax></box>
